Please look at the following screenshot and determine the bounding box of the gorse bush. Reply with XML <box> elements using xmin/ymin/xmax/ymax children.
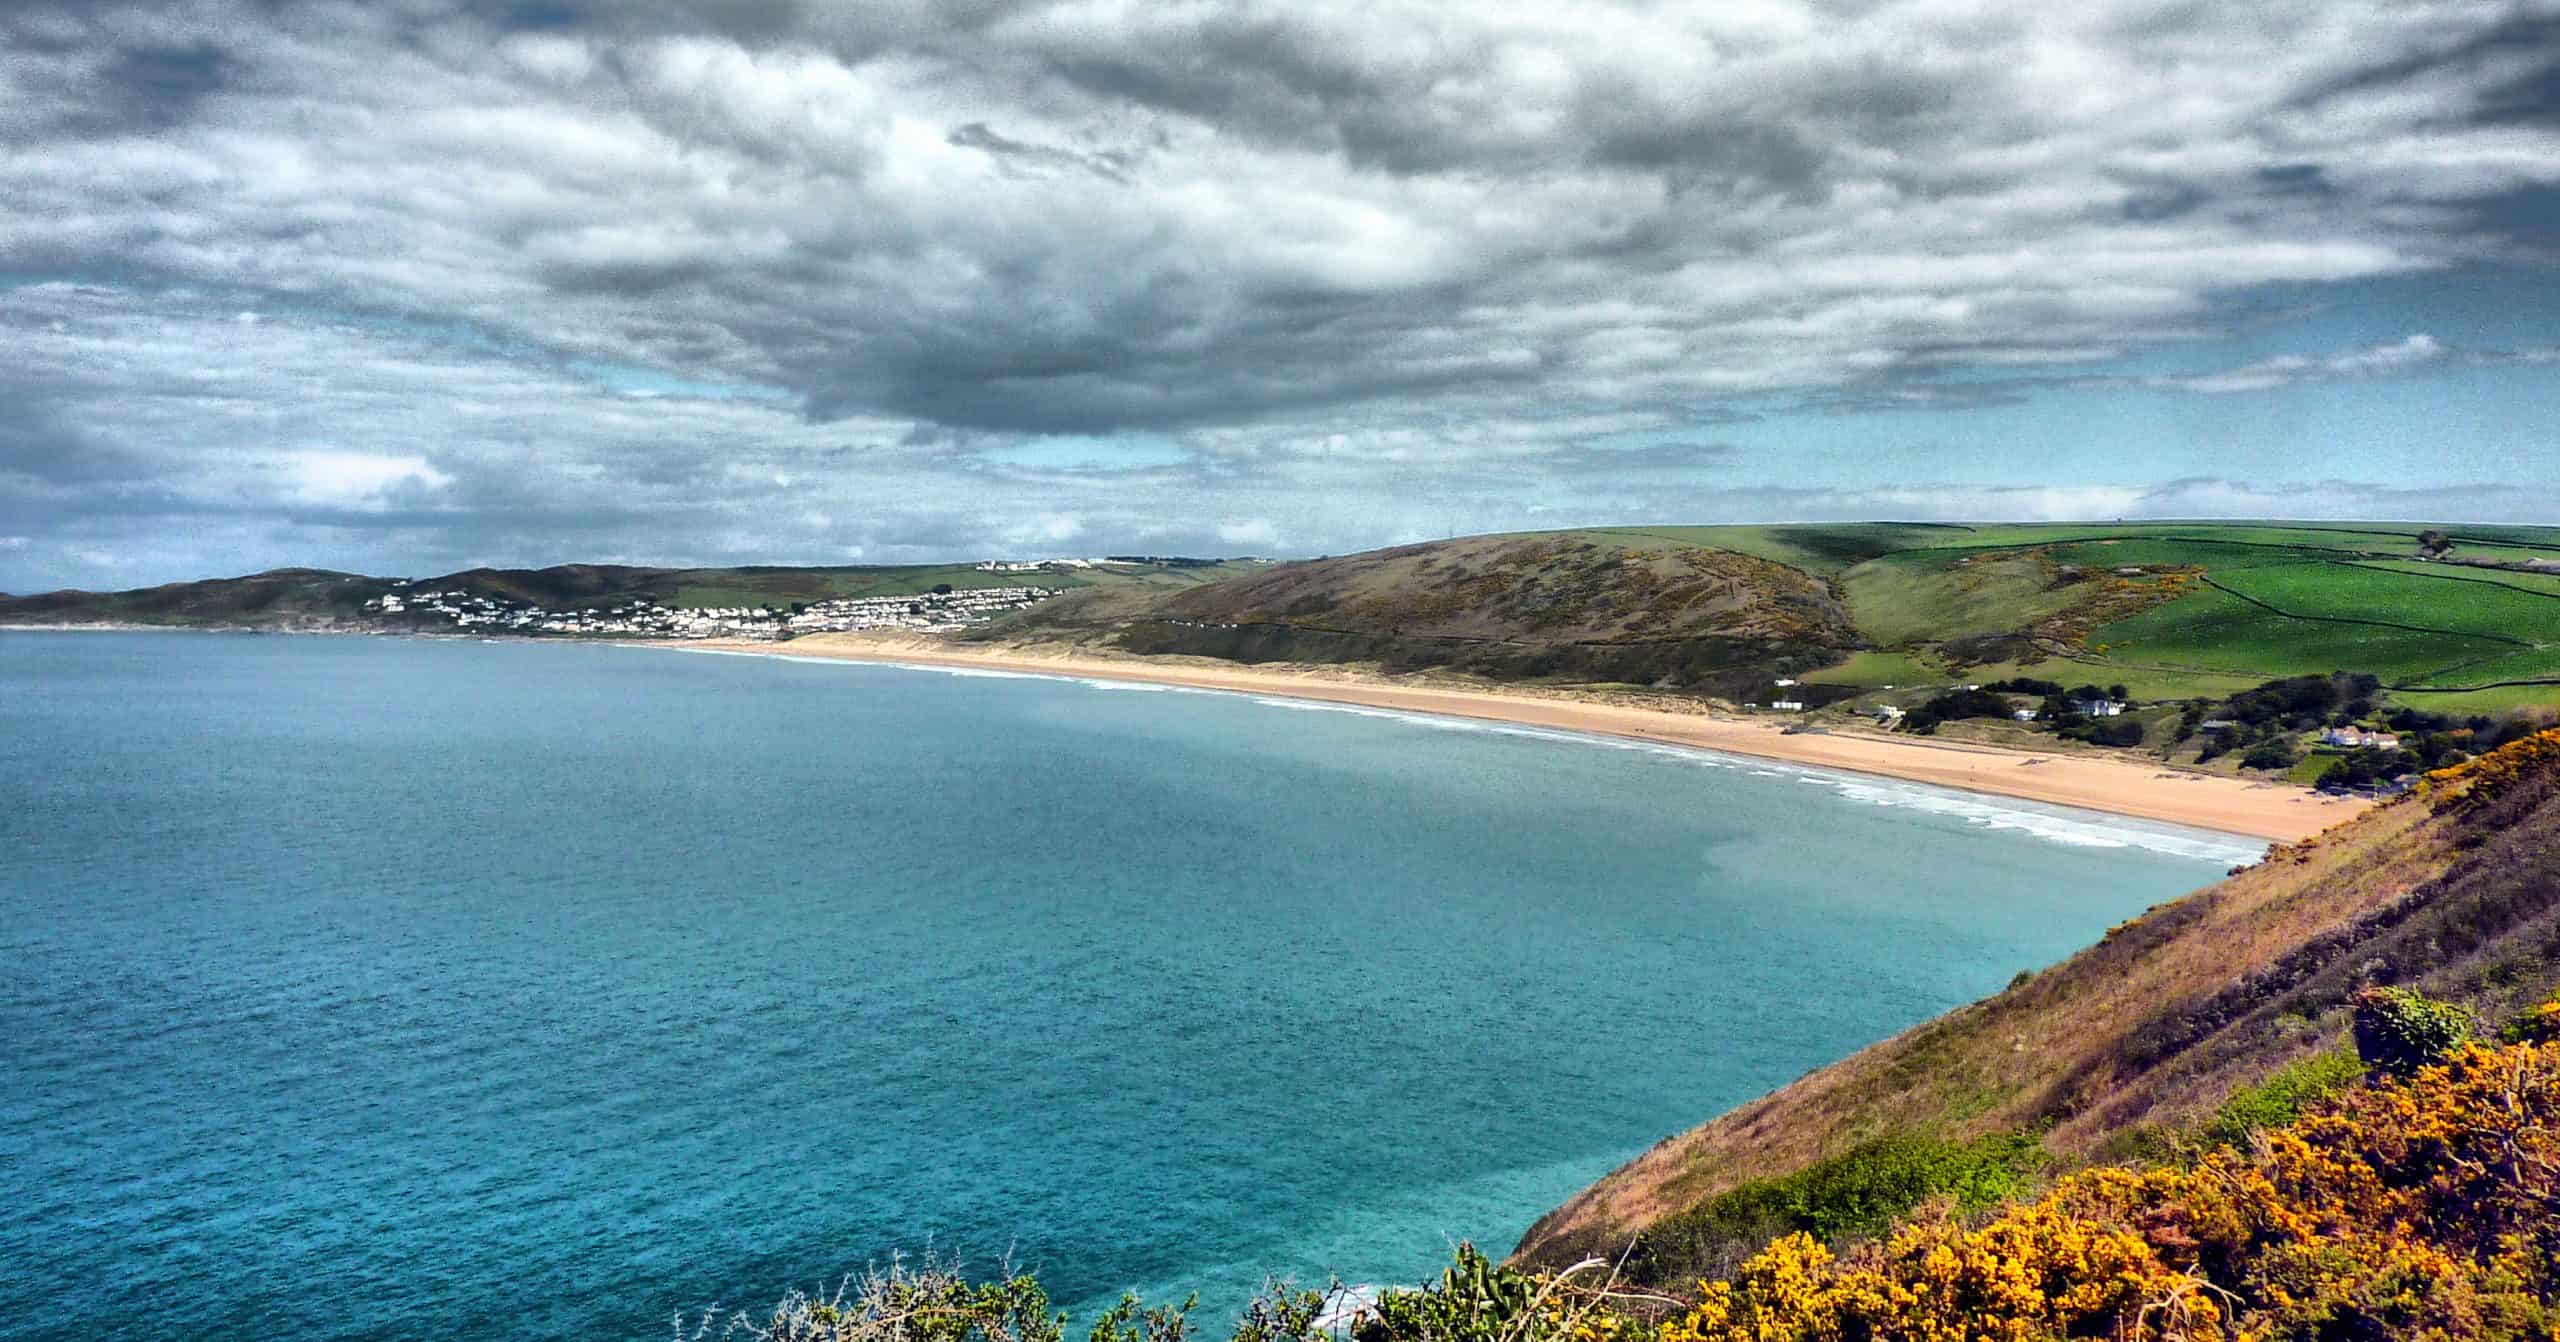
<box><xmin>1542</xmin><ymin>1133</ymin><xmax>2044</xmax><ymax>1295</ymax></box>
<box><xmin>1662</xmin><ymin>1027</ymin><xmax>2560</xmax><ymax>1342</ymax></box>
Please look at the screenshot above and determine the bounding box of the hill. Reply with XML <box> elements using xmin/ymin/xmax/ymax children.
<box><xmin>992</xmin><ymin>521</ymin><xmax>2560</xmax><ymax>715</ymax></box>
<box><xmin>1512</xmin><ymin>728</ymin><xmax>2560</xmax><ymax>1286</ymax></box>
<box><xmin>991</xmin><ymin>532</ymin><xmax>1860</xmax><ymax>696</ymax></box>
<box><xmin>0</xmin><ymin>557</ymin><xmax>1258</xmax><ymax>630</ymax></box>
<box><xmin>15</xmin><ymin>521</ymin><xmax>2560</xmax><ymax>718</ymax></box>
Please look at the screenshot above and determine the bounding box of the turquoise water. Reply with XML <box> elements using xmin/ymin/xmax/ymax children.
<box><xmin>0</xmin><ymin>633</ymin><xmax>2254</xmax><ymax>1341</ymax></box>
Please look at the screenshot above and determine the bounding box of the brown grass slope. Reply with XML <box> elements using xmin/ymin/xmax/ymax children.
<box><xmin>996</xmin><ymin>534</ymin><xmax>1863</xmax><ymax>692</ymax></box>
<box><xmin>1514</xmin><ymin>731</ymin><xmax>2560</xmax><ymax>1277</ymax></box>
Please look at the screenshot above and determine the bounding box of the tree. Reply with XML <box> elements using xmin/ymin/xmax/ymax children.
<box><xmin>2241</xmin><ymin>738</ymin><xmax>2299</xmax><ymax>770</ymax></box>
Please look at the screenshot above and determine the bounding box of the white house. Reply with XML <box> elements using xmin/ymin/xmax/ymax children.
<box><xmin>1771</xmin><ymin>699</ymin><xmax>1808</xmax><ymax>712</ymax></box>
<box><xmin>2073</xmin><ymin>698</ymin><xmax>2126</xmax><ymax>717</ymax></box>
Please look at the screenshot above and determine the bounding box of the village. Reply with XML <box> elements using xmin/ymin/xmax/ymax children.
<box><xmin>362</xmin><ymin>584</ymin><xmax>1060</xmax><ymax>641</ymax></box>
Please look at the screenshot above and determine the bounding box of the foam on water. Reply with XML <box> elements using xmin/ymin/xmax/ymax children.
<box><xmin>650</xmin><ymin>646</ymin><xmax>2265</xmax><ymax>864</ymax></box>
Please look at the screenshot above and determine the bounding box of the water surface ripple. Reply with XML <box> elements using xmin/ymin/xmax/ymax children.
<box><xmin>0</xmin><ymin>633</ymin><xmax>2246</xmax><ymax>1340</ymax></box>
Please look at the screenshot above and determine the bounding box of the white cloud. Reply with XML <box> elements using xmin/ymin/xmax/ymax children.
<box><xmin>0</xmin><ymin>0</ymin><xmax>2556</xmax><ymax>586</ymax></box>
<box><xmin>278</xmin><ymin>451</ymin><xmax>451</xmax><ymax>506</ymax></box>
<box><xmin>1215</xmin><ymin>519</ymin><xmax>1282</xmax><ymax>548</ymax></box>
<box><xmin>2145</xmin><ymin>333</ymin><xmax>2454</xmax><ymax>394</ymax></box>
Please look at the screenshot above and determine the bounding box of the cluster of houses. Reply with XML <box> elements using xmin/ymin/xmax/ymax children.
<box><xmin>974</xmin><ymin>558</ymin><xmax>1099</xmax><ymax>574</ymax></box>
<box><xmin>780</xmin><ymin>587</ymin><xmax>1058</xmax><ymax>635</ymax></box>
<box><xmin>2319</xmin><ymin>725</ymin><xmax>2405</xmax><ymax>751</ymax></box>
<box><xmin>361</xmin><ymin>585</ymin><xmax>1059</xmax><ymax>641</ymax></box>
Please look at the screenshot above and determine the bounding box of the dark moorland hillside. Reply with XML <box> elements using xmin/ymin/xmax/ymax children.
<box><xmin>1024</xmin><ymin>533</ymin><xmax>1861</xmax><ymax>694</ymax></box>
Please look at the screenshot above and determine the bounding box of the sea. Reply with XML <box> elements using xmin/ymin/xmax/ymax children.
<box><xmin>0</xmin><ymin>632</ymin><xmax>2261</xmax><ymax>1341</ymax></box>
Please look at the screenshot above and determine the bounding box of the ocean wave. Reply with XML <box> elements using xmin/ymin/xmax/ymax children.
<box><xmin>650</xmin><ymin>646</ymin><xmax>2261</xmax><ymax>864</ymax></box>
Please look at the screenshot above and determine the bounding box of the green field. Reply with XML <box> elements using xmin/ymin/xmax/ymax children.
<box><xmin>1797</xmin><ymin>650</ymin><xmax>1947</xmax><ymax>687</ymax></box>
<box><xmin>2209</xmin><ymin>563</ymin><xmax>2559</xmax><ymax>646</ymax></box>
<box><xmin>1718</xmin><ymin>522</ymin><xmax>2560</xmax><ymax>705</ymax></box>
<box><xmin>2093</xmin><ymin>589</ymin><xmax>2511</xmax><ymax>683</ymax></box>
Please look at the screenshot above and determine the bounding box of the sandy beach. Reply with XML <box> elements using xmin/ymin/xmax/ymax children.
<box><xmin>689</xmin><ymin>632</ymin><xmax>2367</xmax><ymax>844</ymax></box>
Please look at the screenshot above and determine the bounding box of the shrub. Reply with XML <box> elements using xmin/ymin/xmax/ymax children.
<box><xmin>1351</xmin><ymin>1244</ymin><xmax>1538</xmax><ymax>1342</ymax></box>
<box><xmin>2502</xmin><ymin>992</ymin><xmax>2560</xmax><ymax>1045</ymax></box>
<box><xmin>2352</xmin><ymin>986</ymin><xmax>2472</xmax><ymax>1075</ymax></box>
<box><xmin>2240</xmin><ymin>738</ymin><xmax>2299</xmax><ymax>770</ymax></box>
<box><xmin>2060</xmin><ymin>717</ymin><xmax>2145</xmax><ymax>748</ymax></box>
<box><xmin>1623</xmin><ymin>1132</ymin><xmax>2045</xmax><ymax>1283</ymax></box>
<box><xmin>1902</xmin><ymin>687</ymin><xmax>2016</xmax><ymax>734</ymax></box>
<box><xmin>736</xmin><ymin>1261</ymin><xmax>1068</xmax><ymax>1342</ymax></box>
<box><xmin>1661</xmin><ymin>1035</ymin><xmax>2560</xmax><ymax>1342</ymax></box>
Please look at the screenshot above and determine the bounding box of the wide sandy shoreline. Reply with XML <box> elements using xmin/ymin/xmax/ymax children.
<box><xmin>687</xmin><ymin>632</ymin><xmax>2365</xmax><ymax>844</ymax></box>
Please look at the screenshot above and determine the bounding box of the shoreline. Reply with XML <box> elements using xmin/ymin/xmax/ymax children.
<box><xmin>684</xmin><ymin>632</ymin><xmax>2367</xmax><ymax>844</ymax></box>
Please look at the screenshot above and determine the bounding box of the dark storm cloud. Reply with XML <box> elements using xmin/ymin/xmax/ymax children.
<box><xmin>3</xmin><ymin>0</ymin><xmax>2559</xmax><ymax>588</ymax></box>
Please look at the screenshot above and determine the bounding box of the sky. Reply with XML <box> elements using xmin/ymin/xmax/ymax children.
<box><xmin>3</xmin><ymin>1</ymin><xmax>2557</xmax><ymax>590</ymax></box>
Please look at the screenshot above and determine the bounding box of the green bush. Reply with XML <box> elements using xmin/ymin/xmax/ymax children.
<box><xmin>2241</xmin><ymin>738</ymin><xmax>2300</xmax><ymax>771</ymax></box>
<box><xmin>2351</xmin><ymin>987</ymin><xmax>2472</xmax><ymax>1076</ymax></box>
<box><xmin>2200</xmin><ymin>1048</ymin><xmax>2365</xmax><ymax>1148</ymax></box>
<box><xmin>1351</xmin><ymin>1244</ymin><xmax>1539</xmax><ymax>1342</ymax></box>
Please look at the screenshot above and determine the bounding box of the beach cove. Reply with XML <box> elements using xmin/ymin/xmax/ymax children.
<box><xmin>688</xmin><ymin>632</ymin><xmax>2365</xmax><ymax>844</ymax></box>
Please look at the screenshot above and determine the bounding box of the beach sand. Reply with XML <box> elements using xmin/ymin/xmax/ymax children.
<box><xmin>692</xmin><ymin>632</ymin><xmax>2367</xmax><ymax>844</ymax></box>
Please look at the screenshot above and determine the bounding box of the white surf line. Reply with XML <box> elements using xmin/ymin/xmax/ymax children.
<box><xmin>631</xmin><ymin>641</ymin><xmax>2269</xmax><ymax>865</ymax></box>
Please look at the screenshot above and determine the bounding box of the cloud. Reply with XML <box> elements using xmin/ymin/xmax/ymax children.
<box><xmin>0</xmin><ymin>0</ymin><xmax>2556</xmax><ymax>586</ymax></box>
<box><xmin>279</xmin><ymin>451</ymin><xmax>453</xmax><ymax>507</ymax></box>
<box><xmin>1215</xmin><ymin>518</ymin><xmax>1281</xmax><ymax>548</ymax></box>
<box><xmin>2149</xmin><ymin>334</ymin><xmax>2452</xmax><ymax>394</ymax></box>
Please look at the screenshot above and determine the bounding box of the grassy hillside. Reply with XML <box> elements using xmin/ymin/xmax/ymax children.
<box><xmin>0</xmin><ymin>558</ymin><xmax>1258</xmax><ymax>628</ymax></box>
<box><xmin>982</xmin><ymin>532</ymin><xmax>1865</xmax><ymax>693</ymax></box>
<box><xmin>986</xmin><ymin>520</ymin><xmax>2560</xmax><ymax>714</ymax></box>
<box><xmin>1513</xmin><ymin>729</ymin><xmax>2560</xmax><ymax>1285</ymax></box>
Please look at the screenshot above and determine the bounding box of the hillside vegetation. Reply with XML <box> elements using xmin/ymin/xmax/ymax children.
<box><xmin>1513</xmin><ymin>729</ymin><xmax>2560</xmax><ymax>1288</ymax></box>
<box><xmin>983</xmin><ymin>521</ymin><xmax>2560</xmax><ymax>714</ymax></box>
<box><xmin>1009</xmin><ymin>533</ymin><xmax>1859</xmax><ymax>694</ymax></box>
<box><xmin>15</xmin><ymin>521</ymin><xmax>2560</xmax><ymax>715</ymax></box>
